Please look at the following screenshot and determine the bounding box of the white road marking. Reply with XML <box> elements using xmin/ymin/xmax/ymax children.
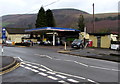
<box><xmin>34</xmin><ymin>54</ymin><xmax>42</xmax><ymax>56</ymax></box>
<box><xmin>18</xmin><ymin>57</ymin><xmax>24</xmax><ymax>61</ymax></box>
<box><xmin>38</xmin><ymin>68</ymin><xmax>46</xmax><ymax>72</ymax></box>
<box><xmin>25</xmin><ymin>64</ymin><xmax>32</xmax><ymax>66</ymax></box>
<box><xmin>46</xmin><ymin>56</ymin><xmax>53</xmax><ymax>59</ymax></box>
<box><xmin>87</xmin><ymin>79</ymin><xmax>96</xmax><ymax>83</ymax></box>
<box><xmin>47</xmin><ymin>76</ymin><xmax>58</xmax><ymax>80</ymax></box>
<box><xmin>67</xmin><ymin>79</ymin><xmax>79</xmax><ymax>83</ymax></box>
<box><xmin>31</xmin><ymin>69</ymin><xmax>39</xmax><ymax>73</ymax></box>
<box><xmin>55</xmin><ymin>59</ymin><xmax>62</xmax><ymax>60</ymax></box>
<box><xmin>20</xmin><ymin>65</ymin><xmax>25</xmax><ymax>67</ymax></box>
<box><xmin>14</xmin><ymin>57</ymin><xmax>23</xmax><ymax>61</ymax></box>
<box><xmin>24</xmin><ymin>61</ymin><xmax>53</xmax><ymax>71</ymax></box>
<box><xmin>22</xmin><ymin>61</ymin><xmax>97</xmax><ymax>83</ymax></box>
<box><xmin>111</xmin><ymin>69</ymin><xmax>119</xmax><ymax>72</ymax></box>
<box><xmin>55</xmin><ymin>71</ymin><xmax>86</xmax><ymax>80</ymax></box>
<box><xmin>24</xmin><ymin>61</ymin><xmax>40</xmax><ymax>66</ymax></box>
<box><xmin>74</xmin><ymin>61</ymin><xmax>88</xmax><ymax>67</ymax></box>
<box><xmin>64</xmin><ymin>60</ymin><xmax>72</xmax><ymax>62</ymax></box>
<box><xmin>34</xmin><ymin>54</ymin><xmax>52</xmax><ymax>59</ymax></box>
<box><xmin>31</xmin><ymin>66</ymin><xmax>39</xmax><ymax>69</ymax></box>
<box><xmin>24</xmin><ymin>67</ymin><xmax>32</xmax><ymax>70</ymax></box>
<box><xmin>21</xmin><ymin>62</ymin><xmax>26</xmax><ymax>64</ymax></box>
<box><xmin>58</xmin><ymin>80</ymin><xmax>65</xmax><ymax>83</ymax></box>
<box><xmin>41</xmin><ymin>65</ymin><xmax>53</xmax><ymax>71</ymax></box>
<box><xmin>33</xmin><ymin>54</ymin><xmax>119</xmax><ymax>72</ymax></box>
<box><xmin>90</xmin><ymin>66</ymin><xmax>112</xmax><ymax>71</ymax></box>
<box><xmin>47</xmin><ymin>71</ymin><xmax>56</xmax><ymax>75</ymax></box>
<box><xmin>21</xmin><ymin>65</ymin><xmax>39</xmax><ymax>72</ymax></box>
<box><xmin>56</xmin><ymin>75</ymin><xmax>67</xmax><ymax>79</ymax></box>
<box><xmin>38</xmin><ymin>72</ymin><xmax>48</xmax><ymax>76</ymax></box>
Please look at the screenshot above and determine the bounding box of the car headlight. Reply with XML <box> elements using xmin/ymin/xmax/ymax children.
<box><xmin>77</xmin><ymin>43</ymin><xmax>80</xmax><ymax>45</ymax></box>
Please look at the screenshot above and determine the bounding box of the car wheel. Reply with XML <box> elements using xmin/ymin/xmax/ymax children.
<box><xmin>79</xmin><ymin>45</ymin><xmax>83</xmax><ymax>49</ymax></box>
<box><xmin>117</xmin><ymin>47</ymin><xmax>120</xmax><ymax>51</ymax></box>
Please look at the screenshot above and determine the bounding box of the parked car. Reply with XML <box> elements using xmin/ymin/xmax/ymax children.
<box><xmin>6</xmin><ymin>40</ymin><xmax>14</xmax><ymax>46</ymax></box>
<box><xmin>44</xmin><ymin>40</ymin><xmax>51</xmax><ymax>45</ymax></box>
<box><xmin>111</xmin><ymin>41</ymin><xmax>120</xmax><ymax>51</ymax></box>
<box><xmin>20</xmin><ymin>40</ymin><xmax>31</xmax><ymax>46</ymax></box>
<box><xmin>71</xmin><ymin>39</ymin><xmax>84</xmax><ymax>49</ymax></box>
<box><xmin>111</xmin><ymin>44</ymin><xmax>120</xmax><ymax>51</ymax></box>
<box><xmin>6</xmin><ymin>40</ymin><xmax>12</xmax><ymax>44</ymax></box>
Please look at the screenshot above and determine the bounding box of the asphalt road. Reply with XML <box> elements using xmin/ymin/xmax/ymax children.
<box><xmin>1</xmin><ymin>46</ymin><xmax>120</xmax><ymax>84</ymax></box>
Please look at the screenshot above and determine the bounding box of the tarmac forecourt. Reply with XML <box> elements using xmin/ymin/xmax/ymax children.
<box><xmin>0</xmin><ymin>56</ymin><xmax>20</xmax><ymax>75</ymax></box>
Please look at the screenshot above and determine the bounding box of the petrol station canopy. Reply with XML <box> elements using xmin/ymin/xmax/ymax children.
<box><xmin>25</xmin><ymin>27</ymin><xmax>80</xmax><ymax>46</ymax></box>
<box><xmin>25</xmin><ymin>27</ymin><xmax>80</xmax><ymax>33</ymax></box>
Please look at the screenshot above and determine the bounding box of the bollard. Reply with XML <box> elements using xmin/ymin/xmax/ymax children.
<box><xmin>64</xmin><ymin>42</ymin><xmax>67</xmax><ymax>51</ymax></box>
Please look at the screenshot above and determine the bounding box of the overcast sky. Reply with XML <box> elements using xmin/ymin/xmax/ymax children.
<box><xmin>0</xmin><ymin>0</ymin><xmax>120</xmax><ymax>16</ymax></box>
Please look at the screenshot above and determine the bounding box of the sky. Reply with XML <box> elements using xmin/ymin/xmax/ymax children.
<box><xmin>0</xmin><ymin>0</ymin><xmax>120</xmax><ymax>16</ymax></box>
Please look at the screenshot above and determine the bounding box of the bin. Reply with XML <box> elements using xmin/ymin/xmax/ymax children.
<box><xmin>88</xmin><ymin>40</ymin><xmax>93</xmax><ymax>47</ymax></box>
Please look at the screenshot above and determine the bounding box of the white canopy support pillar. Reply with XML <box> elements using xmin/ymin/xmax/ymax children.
<box><xmin>42</xmin><ymin>35</ymin><xmax>44</xmax><ymax>40</ymax></box>
<box><xmin>53</xmin><ymin>32</ymin><xmax>55</xmax><ymax>46</ymax></box>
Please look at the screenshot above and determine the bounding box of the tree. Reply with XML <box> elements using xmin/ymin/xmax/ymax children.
<box><xmin>78</xmin><ymin>14</ymin><xmax>85</xmax><ymax>32</ymax></box>
<box><xmin>46</xmin><ymin>9</ymin><xmax>56</xmax><ymax>27</ymax></box>
<box><xmin>35</xmin><ymin>7</ymin><xmax>47</xmax><ymax>28</ymax></box>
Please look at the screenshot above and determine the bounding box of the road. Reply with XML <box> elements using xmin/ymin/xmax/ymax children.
<box><xmin>1</xmin><ymin>46</ymin><xmax>119</xmax><ymax>84</ymax></box>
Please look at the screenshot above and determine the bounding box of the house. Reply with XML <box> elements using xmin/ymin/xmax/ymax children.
<box><xmin>88</xmin><ymin>33</ymin><xmax>118</xmax><ymax>48</ymax></box>
<box><xmin>5</xmin><ymin>28</ymin><xmax>30</xmax><ymax>43</ymax></box>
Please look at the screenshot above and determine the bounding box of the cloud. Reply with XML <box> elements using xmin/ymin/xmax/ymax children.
<box><xmin>0</xmin><ymin>0</ymin><xmax>119</xmax><ymax>16</ymax></box>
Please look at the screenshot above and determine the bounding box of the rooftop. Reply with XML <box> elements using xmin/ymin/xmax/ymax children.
<box><xmin>6</xmin><ymin>28</ymin><xmax>30</xmax><ymax>34</ymax></box>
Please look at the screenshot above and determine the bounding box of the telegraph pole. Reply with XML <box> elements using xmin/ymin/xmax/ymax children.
<box><xmin>118</xmin><ymin>1</ymin><xmax>120</xmax><ymax>41</ymax></box>
<box><xmin>93</xmin><ymin>3</ymin><xmax>95</xmax><ymax>33</ymax></box>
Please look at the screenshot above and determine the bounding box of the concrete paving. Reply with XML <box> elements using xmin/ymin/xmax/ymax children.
<box><xmin>0</xmin><ymin>56</ymin><xmax>20</xmax><ymax>74</ymax></box>
<box><xmin>58</xmin><ymin>47</ymin><xmax>120</xmax><ymax>62</ymax></box>
<box><xmin>28</xmin><ymin>45</ymin><xmax>120</xmax><ymax>62</ymax></box>
<box><xmin>0</xmin><ymin>56</ymin><xmax>15</xmax><ymax>68</ymax></box>
<box><xmin>33</xmin><ymin>45</ymin><xmax>120</xmax><ymax>55</ymax></box>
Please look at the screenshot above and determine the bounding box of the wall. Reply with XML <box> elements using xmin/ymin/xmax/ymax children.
<box><xmin>101</xmin><ymin>35</ymin><xmax>111</xmax><ymax>48</ymax></box>
<box><xmin>89</xmin><ymin>35</ymin><xmax>97</xmax><ymax>47</ymax></box>
<box><xmin>86</xmin><ymin>34</ymin><xmax>113</xmax><ymax>48</ymax></box>
<box><xmin>6</xmin><ymin>32</ymin><xmax>29</xmax><ymax>43</ymax></box>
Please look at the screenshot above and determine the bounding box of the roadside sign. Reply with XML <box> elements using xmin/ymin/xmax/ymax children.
<box><xmin>2</xmin><ymin>28</ymin><xmax>6</xmax><ymax>39</ymax></box>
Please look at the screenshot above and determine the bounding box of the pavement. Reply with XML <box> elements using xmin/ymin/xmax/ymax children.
<box><xmin>58</xmin><ymin>47</ymin><xmax>120</xmax><ymax>62</ymax></box>
<box><xmin>31</xmin><ymin>45</ymin><xmax>120</xmax><ymax>62</ymax></box>
<box><xmin>0</xmin><ymin>56</ymin><xmax>20</xmax><ymax>75</ymax></box>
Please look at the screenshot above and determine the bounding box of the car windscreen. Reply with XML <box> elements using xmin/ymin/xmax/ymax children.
<box><xmin>73</xmin><ymin>39</ymin><xmax>82</xmax><ymax>43</ymax></box>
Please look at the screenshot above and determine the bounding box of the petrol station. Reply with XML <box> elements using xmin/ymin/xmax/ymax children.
<box><xmin>25</xmin><ymin>27</ymin><xmax>80</xmax><ymax>46</ymax></box>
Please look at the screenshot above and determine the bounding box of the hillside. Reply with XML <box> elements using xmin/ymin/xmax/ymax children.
<box><xmin>1</xmin><ymin>8</ymin><xmax>119</xmax><ymax>33</ymax></box>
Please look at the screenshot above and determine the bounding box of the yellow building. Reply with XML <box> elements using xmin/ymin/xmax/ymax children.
<box><xmin>6</xmin><ymin>28</ymin><xmax>30</xmax><ymax>43</ymax></box>
<box><xmin>79</xmin><ymin>32</ymin><xmax>89</xmax><ymax>40</ymax></box>
<box><xmin>89</xmin><ymin>33</ymin><xmax>118</xmax><ymax>48</ymax></box>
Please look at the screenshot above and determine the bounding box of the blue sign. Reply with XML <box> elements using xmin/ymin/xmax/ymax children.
<box><xmin>2</xmin><ymin>28</ymin><xmax>6</xmax><ymax>39</ymax></box>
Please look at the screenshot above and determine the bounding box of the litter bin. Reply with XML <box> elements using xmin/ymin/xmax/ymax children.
<box><xmin>88</xmin><ymin>40</ymin><xmax>93</xmax><ymax>47</ymax></box>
